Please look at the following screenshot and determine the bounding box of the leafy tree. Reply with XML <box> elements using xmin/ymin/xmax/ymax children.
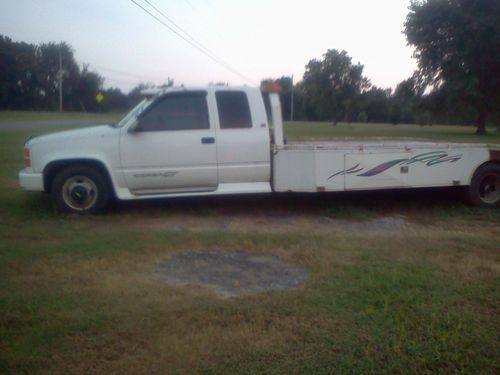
<box><xmin>389</xmin><ymin>103</ymin><xmax>402</xmax><ymax>125</ymax></box>
<box><xmin>302</xmin><ymin>49</ymin><xmax>370</xmax><ymax>124</ymax></box>
<box><xmin>359</xmin><ymin>87</ymin><xmax>391</xmax><ymax>123</ymax></box>
<box><xmin>75</xmin><ymin>64</ymin><xmax>104</xmax><ymax>112</ymax></box>
<box><xmin>391</xmin><ymin>78</ymin><xmax>422</xmax><ymax>124</ymax></box>
<box><xmin>0</xmin><ymin>36</ymin><xmax>38</xmax><ymax>110</ymax></box>
<box><xmin>290</xmin><ymin>82</ymin><xmax>307</xmax><ymax>121</ymax></box>
<box><xmin>101</xmin><ymin>87</ymin><xmax>128</xmax><ymax>112</ymax></box>
<box><xmin>357</xmin><ymin>111</ymin><xmax>368</xmax><ymax>123</ymax></box>
<box><xmin>405</xmin><ymin>0</ymin><xmax>500</xmax><ymax>134</ymax></box>
<box><xmin>36</xmin><ymin>42</ymin><xmax>81</xmax><ymax>110</ymax></box>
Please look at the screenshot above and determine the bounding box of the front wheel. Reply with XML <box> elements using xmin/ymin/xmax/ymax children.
<box><xmin>50</xmin><ymin>165</ymin><xmax>110</xmax><ymax>214</ymax></box>
<box><xmin>468</xmin><ymin>163</ymin><xmax>500</xmax><ymax>208</ymax></box>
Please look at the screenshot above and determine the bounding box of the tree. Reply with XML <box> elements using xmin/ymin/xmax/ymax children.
<box><xmin>359</xmin><ymin>87</ymin><xmax>391</xmax><ymax>123</ymax></box>
<box><xmin>391</xmin><ymin>78</ymin><xmax>422</xmax><ymax>124</ymax></box>
<box><xmin>405</xmin><ymin>0</ymin><xmax>500</xmax><ymax>134</ymax></box>
<box><xmin>75</xmin><ymin>64</ymin><xmax>104</xmax><ymax>112</ymax></box>
<box><xmin>0</xmin><ymin>35</ymin><xmax>136</xmax><ymax>112</ymax></box>
<box><xmin>36</xmin><ymin>42</ymin><xmax>81</xmax><ymax>111</ymax></box>
<box><xmin>302</xmin><ymin>49</ymin><xmax>370</xmax><ymax>124</ymax></box>
<box><xmin>0</xmin><ymin>36</ymin><xmax>38</xmax><ymax>110</ymax></box>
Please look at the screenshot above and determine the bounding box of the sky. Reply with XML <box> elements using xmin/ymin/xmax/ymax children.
<box><xmin>0</xmin><ymin>0</ymin><xmax>417</xmax><ymax>93</ymax></box>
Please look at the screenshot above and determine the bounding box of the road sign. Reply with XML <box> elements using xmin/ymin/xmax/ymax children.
<box><xmin>96</xmin><ymin>92</ymin><xmax>104</xmax><ymax>103</ymax></box>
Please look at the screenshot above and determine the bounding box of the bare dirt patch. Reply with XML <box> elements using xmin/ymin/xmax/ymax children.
<box><xmin>158</xmin><ymin>250</ymin><xmax>307</xmax><ymax>298</ymax></box>
<box><xmin>323</xmin><ymin>215</ymin><xmax>406</xmax><ymax>232</ymax></box>
<box><xmin>138</xmin><ymin>214</ymin><xmax>407</xmax><ymax>236</ymax></box>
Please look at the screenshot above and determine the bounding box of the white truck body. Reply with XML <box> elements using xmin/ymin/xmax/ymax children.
<box><xmin>18</xmin><ymin>86</ymin><xmax>500</xmax><ymax>212</ymax></box>
<box><xmin>274</xmin><ymin>141</ymin><xmax>492</xmax><ymax>192</ymax></box>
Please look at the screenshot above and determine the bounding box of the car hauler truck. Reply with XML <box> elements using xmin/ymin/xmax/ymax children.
<box><xmin>19</xmin><ymin>85</ymin><xmax>500</xmax><ymax>213</ymax></box>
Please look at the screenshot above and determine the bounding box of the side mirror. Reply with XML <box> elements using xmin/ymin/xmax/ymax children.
<box><xmin>127</xmin><ymin>119</ymin><xmax>140</xmax><ymax>134</ymax></box>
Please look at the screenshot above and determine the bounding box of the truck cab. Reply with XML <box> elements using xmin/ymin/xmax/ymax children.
<box><xmin>119</xmin><ymin>86</ymin><xmax>271</xmax><ymax>196</ymax></box>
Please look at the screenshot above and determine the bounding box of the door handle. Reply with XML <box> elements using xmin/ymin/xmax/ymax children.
<box><xmin>201</xmin><ymin>137</ymin><xmax>215</xmax><ymax>144</ymax></box>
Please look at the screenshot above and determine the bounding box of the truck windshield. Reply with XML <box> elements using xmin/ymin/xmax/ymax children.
<box><xmin>113</xmin><ymin>98</ymin><xmax>153</xmax><ymax>128</ymax></box>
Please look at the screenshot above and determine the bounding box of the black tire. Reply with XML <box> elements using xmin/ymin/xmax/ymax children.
<box><xmin>468</xmin><ymin>163</ymin><xmax>500</xmax><ymax>208</ymax></box>
<box><xmin>50</xmin><ymin>165</ymin><xmax>110</xmax><ymax>214</ymax></box>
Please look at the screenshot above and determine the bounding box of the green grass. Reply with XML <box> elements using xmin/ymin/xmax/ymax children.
<box><xmin>285</xmin><ymin>121</ymin><xmax>500</xmax><ymax>144</ymax></box>
<box><xmin>1</xmin><ymin>119</ymin><xmax>499</xmax><ymax>373</ymax></box>
<box><xmin>0</xmin><ymin>110</ymin><xmax>124</xmax><ymax>123</ymax></box>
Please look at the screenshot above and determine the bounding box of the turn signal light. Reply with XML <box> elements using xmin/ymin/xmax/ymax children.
<box><xmin>23</xmin><ymin>147</ymin><xmax>31</xmax><ymax>167</ymax></box>
<box><xmin>261</xmin><ymin>82</ymin><xmax>282</xmax><ymax>93</ymax></box>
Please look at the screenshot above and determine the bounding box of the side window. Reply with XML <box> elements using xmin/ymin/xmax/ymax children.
<box><xmin>138</xmin><ymin>92</ymin><xmax>209</xmax><ymax>131</ymax></box>
<box><xmin>215</xmin><ymin>91</ymin><xmax>252</xmax><ymax>129</ymax></box>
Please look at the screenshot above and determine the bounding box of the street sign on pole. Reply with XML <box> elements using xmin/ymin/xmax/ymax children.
<box><xmin>96</xmin><ymin>92</ymin><xmax>104</xmax><ymax>103</ymax></box>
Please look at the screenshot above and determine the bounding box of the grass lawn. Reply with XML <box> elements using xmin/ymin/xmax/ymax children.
<box><xmin>0</xmin><ymin>110</ymin><xmax>124</xmax><ymax>123</ymax></box>
<box><xmin>0</xmin><ymin>120</ymin><xmax>499</xmax><ymax>373</ymax></box>
<box><xmin>285</xmin><ymin>121</ymin><xmax>500</xmax><ymax>144</ymax></box>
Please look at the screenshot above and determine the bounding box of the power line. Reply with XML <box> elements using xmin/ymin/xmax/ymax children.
<box><xmin>104</xmin><ymin>76</ymin><xmax>146</xmax><ymax>86</ymax></box>
<box><xmin>0</xmin><ymin>49</ymin><xmax>162</xmax><ymax>88</ymax></box>
<box><xmin>182</xmin><ymin>0</ymin><xmax>196</xmax><ymax>11</ymax></box>
<box><xmin>180</xmin><ymin>0</ymin><xmax>228</xmax><ymax>45</ymax></box>
<box><xmin>90</xmin><ymin>64</ymin><xmax>168</xmax><ymax>82</ymax></box>
<box><xmin>129</xmin><ymin>0</ymin><xmax>255</xmax><ymax>85</ymax></box>
<box><xmin>101</xmin><ymin>74</ymin><xmax>150</xmax><ymax>85</ymax></box>
<box><xmin>141</xmin><ymin>0</ymin><xmax>218</xmax><ymax>59</ymax></box>
<box><xmin>134</xmin><ymin>0</ymin><xmax>254</xmax><ymax>84</ymax></box>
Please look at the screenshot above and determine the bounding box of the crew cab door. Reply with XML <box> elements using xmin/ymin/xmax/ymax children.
<box><xmin>213</xmin><ymin>89</ymin><xmax>271</xmax><ymax>185</ymax></box>
<box><xmin>119</xmin><ymin>91</ymin><xmax>217</xmax><ymax>195</ymax></box>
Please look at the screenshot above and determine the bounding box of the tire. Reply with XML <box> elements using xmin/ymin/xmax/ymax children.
<box><xmin>50</xmin><ymin>165</ymin><xmax>110</xmax><ymax>214</ymax></box>
<box><xmin>468</xmin><ymin>163</ymin><xmax>500</xmax><ymax>208</ymax></box>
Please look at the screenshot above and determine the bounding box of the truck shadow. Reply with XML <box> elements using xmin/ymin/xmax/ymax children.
<box><xmin>112</xmin><ymin>187</ymin><xmax>470</xmax><ymax>219</ymax></box>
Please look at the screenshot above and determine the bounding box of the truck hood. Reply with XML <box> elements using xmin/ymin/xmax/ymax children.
<box><xmin>26</xmin><ymin>125</ymin><xmax>118</xmax><ymax>147</ymax></box>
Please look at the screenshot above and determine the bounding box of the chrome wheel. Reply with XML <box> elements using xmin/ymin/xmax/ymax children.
<box><xmin>478</xmin><ymin>173</ymin><xmax>500</xmax><ymax>204</ymax></box>
<box><xmin>62</xmin><ymin>175</ymin><xmax>98</xmax><ymax>211</ymax></box>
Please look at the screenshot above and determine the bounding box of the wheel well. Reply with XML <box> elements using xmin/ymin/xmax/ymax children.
<box><xmin>43</xmin><ymin>159</ymin><xmax>114</xmax><ymax>195</ymax></box>
<box><xmin>469</xmin><ymin>160</ymin><xmax>500</xmax><ymax>184</ymax></box>
<box><xmin>477</xmin><ymin>160</ymin><xmax>500</xmax><ymax>172</ymax></box>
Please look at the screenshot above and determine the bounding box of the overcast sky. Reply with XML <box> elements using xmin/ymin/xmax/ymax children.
<box><xmin>0</xmin><ymin>0</ymin><xmax>417</xmax><ymax>92</ymax></box>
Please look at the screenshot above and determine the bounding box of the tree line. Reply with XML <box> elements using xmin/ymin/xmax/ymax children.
<box><xmin>0</xmin><ymin>0</ymin><xmax>498</xmax><ymax>133</ymax></box>
<box><xmin>0</xmin><ymin>35</ymin><xmax>167</xmax><ymax>113</ymax></box>
<box><xmin>266</xmin><ymin>0</ymin><xmax>499</xmax><ymax>134</ymax></box>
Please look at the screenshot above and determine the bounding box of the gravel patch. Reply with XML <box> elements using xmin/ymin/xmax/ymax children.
<box><xmin>316</xmin><ymin>215</ymin><xmax>406</xmax><ymax>232</ymax></box>
<box><xmin>158</xmin><ymin>250</ymin><xmax>307</xmax><ymax>298</ymax></box>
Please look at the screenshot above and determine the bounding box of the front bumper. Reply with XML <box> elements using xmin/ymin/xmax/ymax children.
<box><xmin>19</xmin><ymin>168</ymin><xmax>44</xmax><ymax>191</ymax></box>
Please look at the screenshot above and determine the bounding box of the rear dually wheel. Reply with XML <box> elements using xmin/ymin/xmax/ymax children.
<box><xmin>468</xmin><ymin>163</ymin><xmax>500</xmax><ymax>208</ymax></box>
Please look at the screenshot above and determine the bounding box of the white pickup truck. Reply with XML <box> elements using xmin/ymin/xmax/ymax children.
<box><xmin>19</xmin><ymin>85</ymin><xmax>500</xmax><ymax>213</ymax></box>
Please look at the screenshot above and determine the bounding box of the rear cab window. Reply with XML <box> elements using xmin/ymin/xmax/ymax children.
<box><xmin>215</xmin><ymin>91</ymin><xmax>252</xmax><ymax>129</ymax></box>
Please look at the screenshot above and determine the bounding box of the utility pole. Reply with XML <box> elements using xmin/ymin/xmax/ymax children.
<box><xmin>290</xmin><ymin>74</ymin><xmax>294</xmax><ymax>121</ymax></box>
<box><xmin>58</xmin><ymin>45</ymin><xmax>63</xmax><ymax>112</ymax></box>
